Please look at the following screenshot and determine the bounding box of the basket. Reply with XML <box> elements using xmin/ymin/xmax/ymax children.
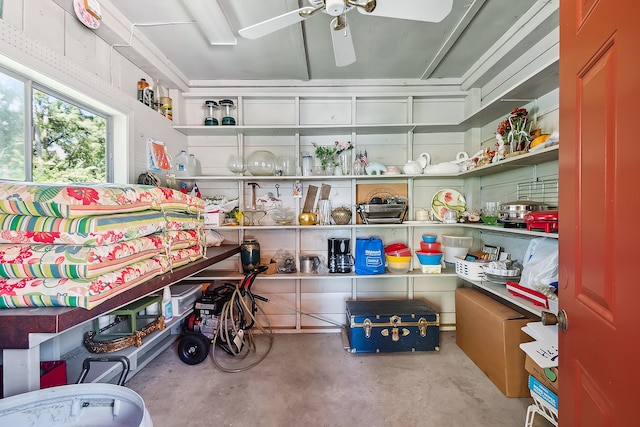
<box><xmin>525</xmin><ymin>394</ymin><xmax>558</xmax><ymax>427</ymax></box>
<box><xmin>455</xmin><ymin>257</ymin><xmax>489</xmax><ymax>281</ymax></box>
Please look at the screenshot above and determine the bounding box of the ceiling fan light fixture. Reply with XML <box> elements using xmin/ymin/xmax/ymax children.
<box><xmin>333</xmin><ymin>15</ymin><xmax>346</xmax><ymax>31</ymax></box>
<box><xmin>181</xmin><ymin>0</ymin><xmax>237</xmax><ymax>46</ymax></box>
<box><xmin>347</xmin><ymin>0</ymin><xmax>377</xmax><ymax>14</ymax></box>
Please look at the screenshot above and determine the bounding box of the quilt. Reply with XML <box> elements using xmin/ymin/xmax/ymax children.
<box><xmin>0</xmin><ymin>210</ymin><xmax>203</xmax><ymax>246</ymax></box>
<box><xmin>0</xmin><ymin>258</ymin><xmax>167</xmax><ymax>310</ymax></box>
<box><xmin>0</xmin><ymin>181</ymin><xmax>204</xmax><ymax>218</ymax></box>
<box><xmin>0</xmin><ymin>236</ymin><xmax>163</xmax><ymax>279</ymax></box>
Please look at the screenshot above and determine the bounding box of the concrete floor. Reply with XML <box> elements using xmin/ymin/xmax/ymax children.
<box><xmin>127</xmin><ymin>331</ymin><xmax>552</xmax><ymax>427</ymax></box>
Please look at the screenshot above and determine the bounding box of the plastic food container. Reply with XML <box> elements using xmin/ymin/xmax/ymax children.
<box><xmin>419</xmin><ymin>241</ymin><xmax>441</xmax><ymax>252</ymax></box>
<box><xmin>421</xmin><ymin>234</ymin><xmax>437</xmax><ymax>243</ymax></box>
<box><xmin>385</xmin><ymin>254</ymin><xmax>411</xmax><ymax>274</ymax></box>
<box><xmin>171</xmin><ymin>284</ymin><xmax>202</xmax><ymax>316</ymax></box>
<box><xmin>385</xmin><ymin>243</ymin><xmax>408</xmax><ymax>253</ymax></box>
<box><xmin>441</xmin><ymin>235</ymin><xmax>473</xmax><ymax>264</ymax></box>
<box><xmin>416</xmin><ymin>251</ymin><xmax>443</xmax><ymax>265</ymax></box>
<box><xmin>386</xmin><ymin>248</ymin><xmax>412</xmax><ymax>257</ymax></box>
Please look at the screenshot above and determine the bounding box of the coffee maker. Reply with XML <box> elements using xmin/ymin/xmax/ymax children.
<box><xmin>328</xmin><ymin>238</ymin><xmax>352</xmax><ymax>273</ymax></box>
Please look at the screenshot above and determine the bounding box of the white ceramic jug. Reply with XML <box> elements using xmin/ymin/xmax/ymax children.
<box><xmin>402</xmin><ymin>153</ymin><xmax>429</xmax><ymax>175</ymax></box>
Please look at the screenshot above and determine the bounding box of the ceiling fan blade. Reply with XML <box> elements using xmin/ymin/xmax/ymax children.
<box><xmin>330</xmin><ymin>17</ymin><xmax>356</xmax><ymax>67</ymax></box>
<box><xmin>357</xmin><ymin>0</ymin><xmax>453</xmax><ymax>23</ymax></box>
<box><xmin>238</xmin><ymin>7</ymin><xmax>315</xmax><ymax>39</ymax></box>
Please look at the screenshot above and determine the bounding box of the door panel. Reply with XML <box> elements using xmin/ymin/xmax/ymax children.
<box><xmin>559</xmin><ymin>0</ymin><xmax>640</xmax><ymax>425</ymax></box>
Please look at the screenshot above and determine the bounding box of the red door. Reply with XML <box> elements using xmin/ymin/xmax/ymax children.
<box><xmin>559</xmin><ymin>0</ymin><xmax>640</xmax><ymax>424</ymax></box>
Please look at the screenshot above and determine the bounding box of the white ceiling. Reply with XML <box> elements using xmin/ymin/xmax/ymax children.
<box><xmin>98</xmin><ymin>0</ymin><xmax>555</xmax><ymax>88</ymax></box>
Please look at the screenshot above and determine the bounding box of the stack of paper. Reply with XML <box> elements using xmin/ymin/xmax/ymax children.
<box><xmin>520</xmin><ymin>322</ymin><xmax>558</xmax><ymax>368</ymax></box>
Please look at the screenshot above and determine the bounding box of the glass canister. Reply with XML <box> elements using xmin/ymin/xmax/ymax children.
<box><xmin>240</xmin><ymin>238</ymin><xmax>260</xmax><ymax>273</ymax></box>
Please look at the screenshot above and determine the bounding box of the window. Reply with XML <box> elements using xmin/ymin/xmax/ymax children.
<box><xmin>0</xmin><ymin>67</ymin><xmax>111</xmax><ymax>183</ymax></box>
<box><xmin>0</xmin><ymin>69</ymin><xmax>25</xmax><ymax>180</ymax></box>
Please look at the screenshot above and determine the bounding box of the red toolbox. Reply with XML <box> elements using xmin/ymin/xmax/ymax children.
<box><xmin>524</xmin><ymin>210</ymin><xmax>558</xmax><ymax>233</ymax></box>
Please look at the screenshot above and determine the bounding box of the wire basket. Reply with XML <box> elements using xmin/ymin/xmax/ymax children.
<box><xmin>455</xmin><ymin>258</ymin><xmax>489</xmax><ymax>281</ymax></box>
<box><xmin>525</xmin><ymin>394</ymin><xmax>559</xmax><ymax>427</ymax></box>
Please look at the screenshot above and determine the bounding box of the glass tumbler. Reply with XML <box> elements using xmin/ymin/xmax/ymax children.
<box><xmin>318</xmin><ymin>200</ymin><xmax>332</xmax><ymax>225</ymax></box>
<box><xmin>482</xmin><ymin>202</ymin><xmax>499</xmax><ymax>225</ymax></box>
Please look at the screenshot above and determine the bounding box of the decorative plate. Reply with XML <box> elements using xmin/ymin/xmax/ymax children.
<box><xmin>431</xmin><ymin>188</ymin><xmax>467</xmax><ymax>221</ymax></box>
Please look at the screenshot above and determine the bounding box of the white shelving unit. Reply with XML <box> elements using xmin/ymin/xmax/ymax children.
<box><xmin>171</xmin><ymin>60</ymin><xmax>559</xmax><ymax>331</ymax></box>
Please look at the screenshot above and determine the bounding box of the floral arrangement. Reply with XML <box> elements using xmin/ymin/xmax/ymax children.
<box><xmin>335</xmin><ymin>140</ymin><xmax>353</xmax><ymax>155</ymax></box>
<box><xmin>312</xmin><ymin>141</ymin><xmax>352</xmax><ymax>170</ymax></box>
<box><xmin>496</xmin><ymin>107</ymin><xmax>532</xmax><ymax>152</ymax></box>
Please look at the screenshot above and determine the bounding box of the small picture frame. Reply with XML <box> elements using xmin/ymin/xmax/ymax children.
<box><xmin>482</xmin><ymin>244</ymin><xmax>501</xmax><ymax>261</ymax></box>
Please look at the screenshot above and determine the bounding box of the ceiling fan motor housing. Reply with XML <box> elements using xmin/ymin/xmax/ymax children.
<box><xmin>309</xmin><ymin>0</ymin><xmax>354</xmax><ymax>16</ymax></box>
<box><xmin>325</xmin><ymin>0</ymin><xmax>345</xmax><ymax>15</ymax></box>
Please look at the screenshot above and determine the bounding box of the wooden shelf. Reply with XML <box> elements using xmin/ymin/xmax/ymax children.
<box><xmin>455</xmin><ymin>61</ymin><xmax>559</xmax><ymax>130</ymax></box>
<box><xmin>179</xmin><ymin>145</ymin><xmax>558</xmax><ymax>183</ymax></box>
<box><xmin>460</xmin><ymin>145</ymin><xmax>559</xmax><ymax>178</ymax></box>
<box><xmin>464</xmin><ymin>278</ymin><xmax>546</xmax><ymax>317</ymax></box>
<box><xmin>174</xmin><ymin>123</ymin><xmax>420</xmax><ymax>137</ymax></box>
<box><xmin>207</xmin><ymin>221</ymin><xmax>558</xmax><ymax>239</ymax></box>
<box><xmin>175</xmin><ymin>61</ymin><xmax>558</xmax><ymax>137</ymax></box>
<box><xmin>185</xmin><ymin>269</ymin><xmax>459</xmax><ymax>281</ymax></box>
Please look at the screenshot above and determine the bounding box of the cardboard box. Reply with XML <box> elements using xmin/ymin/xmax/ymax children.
<box><xmin>525</xmin><ymin>354</ymin><xmax>558</xmax><ymax>395</ymax></box>
<box><xmin>260</xmin><ymin>257</ymin><xmax>277</xmax><ymax>275</ymax></box>
<box><xmin>528</xmin><ymin>375</ymin><xmax>558</xmax><ymax>411</ymax></box>
<box><xmin>204</xmin><ymin>212</ymin><xmax>224</xmax><ymax>226</ymax></box>
<box><xmin>455</xmin><ymin>288</ymin><xmax>533</xmax><ymax>397</ymax></box>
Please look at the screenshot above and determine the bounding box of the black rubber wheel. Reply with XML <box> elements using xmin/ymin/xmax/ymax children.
<box><xmin>177</xmin><ymin>333</ymin><xmax>210</xmax><ymax>365</ymax></box>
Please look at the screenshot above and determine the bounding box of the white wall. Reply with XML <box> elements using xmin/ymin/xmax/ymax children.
<box><xmin>0</xmin><ymin>0</ymin><xmax>186</xmax><ymax>183</ymax></box>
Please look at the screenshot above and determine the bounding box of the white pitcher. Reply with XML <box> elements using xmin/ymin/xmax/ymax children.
<box><xmin>402</xmin><ymin>153</ymin><xmax>430</xmax><ymax>175</ymax></box>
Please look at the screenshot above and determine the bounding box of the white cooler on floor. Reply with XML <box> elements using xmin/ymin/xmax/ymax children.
<box><xmin>0</xmin><ymin>383</ymin><xmax>153</xmax><ymax>426</ymax></box>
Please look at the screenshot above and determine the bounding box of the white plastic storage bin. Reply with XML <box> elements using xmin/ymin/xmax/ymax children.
<box><xmin>455</xmin><ymin>258</ymin><xmax>489</xmax><ymax>281</ymax></box>
<box><xmin>171</xmin><ymin>284</ymin><xmax>202</xmax><ymax>316</ymax></box>
<box><xmin>442</xmin><ymin>235</ymin><xmax>473</xmax><ymax>264</ymax></box>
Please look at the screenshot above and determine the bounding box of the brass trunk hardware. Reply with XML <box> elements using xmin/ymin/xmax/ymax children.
<box><xmin>381</xmin><ymin>327</ymin><xmax>411</xmax><ymax>341</ymax></box>
<box><xmin>363</xmin><ymin>318</ymin><xmax>372</xmax><ymax>338</ymax></box>
<box><xmin>351</xmin><ymin>314</ymin><xmax>439</xmax><ymax>335</ymax></box>
<box><xmin>418</xmin><ymin>317</ymin><xmax>428</xmax><ymax>337</ymax></box>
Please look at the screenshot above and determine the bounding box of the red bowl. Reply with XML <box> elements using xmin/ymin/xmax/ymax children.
<box><xmin>419</xmin><ymin>241</ymin><xmax>441</xmax><ymax>252</ymax></box>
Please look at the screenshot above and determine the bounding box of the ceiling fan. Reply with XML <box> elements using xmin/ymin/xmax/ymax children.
<box><xmin>238</xmin><ymin>0</ymin><xmax>453</xmax><ymax>67</ymax></box>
